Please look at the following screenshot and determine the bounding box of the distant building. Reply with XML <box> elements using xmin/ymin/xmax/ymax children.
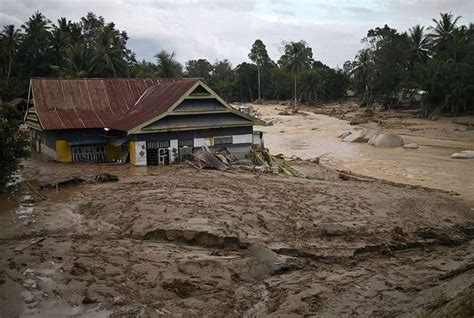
<box><xmin>24</xmin><ymin>78</ymin><xmax>264</xmax><ymax>165</ymax></box>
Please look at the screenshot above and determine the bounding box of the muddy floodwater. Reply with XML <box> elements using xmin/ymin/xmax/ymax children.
<box><xmin>254</xmin><ymin>104</ymin><xmax>474</xmax><ymax>203</ymax></box>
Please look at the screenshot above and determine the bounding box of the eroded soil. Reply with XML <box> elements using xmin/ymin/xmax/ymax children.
<box><xmin>1</xmin><ymin>159</ymin><xmax>473</xmax><ymax>317</ymax></box>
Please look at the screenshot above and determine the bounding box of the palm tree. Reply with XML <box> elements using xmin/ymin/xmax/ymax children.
<box><xmin>430</xmin><ymin>12</ymin><xmax>461</xmax><ymax>51</ymax></box>
<box><xmin>351</xmin><ymin>48</ymin><xmax>374</xmax><ymax>106</ymax></box>
<box><xmin>408</xmin><ymin>25</ymin><xmax>430</xmax><ymax>62</ymax></box>
<box><xmin>92</xmin><ymin>26</ymin><xmax>127</xmax><ymax>77</ymax></box>
<box><xmin>20</xmin><ymin>12</ymin><xmax>52</xmax><ymax>76</ymax></box>
<box><xmin>51</xmin><ymin>18</ymin><xmax>74</xmax><ymax>67</ymax></box>
<box><xmin>56</xmin><ymin>43</ymin><xmax>95</xmax><ymax>78</ymax></box>
<box><xmin>155</xmin><ymin>50</ymin><xmax>182</xmax><ymax>78</ymax></box>
<box><xmin>278</xmin><ymin>41</ymin><xmax>313</xmax><ymax>108</ymax></box>
<box><xmin>1</xmin><ymin>25</ymin><xmax>21</xmax><ymax>80</ymax></box>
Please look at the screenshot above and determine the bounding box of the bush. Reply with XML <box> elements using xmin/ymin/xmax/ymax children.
<box><xmin>0</xmin><ymin>104</ymin><xmax>30</xmax><ymax>190</ymax></box>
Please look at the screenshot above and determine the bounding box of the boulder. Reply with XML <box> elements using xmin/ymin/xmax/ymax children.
<box><xmin>343</xmin><ymin>129</ymin><xmax>378</xmax><ymax>143</ymax></box>
<box><xmin>451</xmin><ymin>150</ymin><xmax>474</xmax><ymax>159</ymax></box>
<box><xmin>343</xmin><ymin>130</ymin><xmax>365</xmax><ymax>142</ymax></box>
<box><xmin>248</xmin><ymin>244</ymin><xmax>302</xmax><ymax>274</ymax></box>
<box><xmin>338</xmin><ymin>131</ymin><xmax>352</xmax><ymax>139</ymax></box>
<box><xmin>371</xmin><ymin>133</ymin><xmax>404</xmax><ymax>148</ymax></box>
<box><xmin>403</xmin><ymin>143</ymin><xmax>419</xmax><ymax>149</ymax></box>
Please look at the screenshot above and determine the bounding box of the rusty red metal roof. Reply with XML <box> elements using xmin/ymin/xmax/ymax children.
<box><xmin>111</xmin><ymin>79</ymin><xmax>198</xmax><ymax>131</ymax></box>
<box><xmin>31</xmin><ymin>78</ymin><xmax>199</xmax><ymax>131</ymax></box>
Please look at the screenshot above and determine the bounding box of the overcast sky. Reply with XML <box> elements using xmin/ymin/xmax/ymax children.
<box><xmin>1</xmin><ymin>0</ymin><xmax>473</xmax><ymax>68</ymax></box>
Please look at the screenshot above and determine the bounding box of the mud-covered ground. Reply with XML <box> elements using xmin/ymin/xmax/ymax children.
<box><xmin>1</xmin><ymin>158</ymin><xmax>473</xmax><ymax>317</ymax></box>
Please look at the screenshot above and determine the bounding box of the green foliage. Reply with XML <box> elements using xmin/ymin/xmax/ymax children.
<box><xmin>298</xmin><ymin>67</ymin><xmax>348</xmax><ymax>104</ymax></box>
<box><xmin>0</xmin><ymin>103</ymin><xmax>29</xmax><ymax>190</ymax></box>
<box><xmin>249</xmin><ymin>39</ymin><xmax>274</xmax><ymax>100</ymax></box>
<box><xmin>349</xmin><ymin>13</ymin><xmax>474</xmax><ymax>116</ymax></box>
<box><xmin>234</xmin><ymin>62</ymin><xmax>258</xmax><ymax>102</ymax></box>
<box><xmin>209</xmin><ymin>59</ymin><xmax>235</xmax><ymax>101</ymax></box>
<box><xmin>185</xmin><ymin>59</ymin><xmax>213</xmax><ymax>80</ymax></box>
<box><xmin>0</xmin><ymin>12</ymin><xmax>347</xmax><ymax>104</ymax></box>
<box><xmin>155</xmin><ymin>50</ymin><xmax>182</xmax><ymax>78</ymax></box>
<box><xmin>278</xmin><ymin>40</ymin><xmax>314</xmax><ymax>106</ymax></box>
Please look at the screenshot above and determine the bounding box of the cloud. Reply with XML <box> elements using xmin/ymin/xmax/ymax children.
<box><xmin>0</xmin><ymin>0</ymin><xmax>472</xmax><ymax>68</ymax></box>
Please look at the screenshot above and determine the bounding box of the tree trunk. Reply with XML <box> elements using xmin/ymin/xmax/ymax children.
<box><xmin>7</xmin><ymin>56</ymin><xmax>12</xmax><ymax>81</ymax></box>
<box><xmin>257</xmin><ymin>64</ymin><xmax>261</xmax><ymax>101</ymax></box>
<box><xmin>294</xmin><ymin>75</ymin><xmax>297</xmax><ymax>109</ymax></box>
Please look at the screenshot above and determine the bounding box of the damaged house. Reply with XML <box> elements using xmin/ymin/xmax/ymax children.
<box><xmin>25</xmin><ymin>78</ymin><xmax>263</xmax><ymax>165</ymax></box>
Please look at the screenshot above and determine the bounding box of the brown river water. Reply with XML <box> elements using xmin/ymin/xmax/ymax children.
<box><xmin>255</xmin><ymin>104</ymin><xmax>474</xmax><ymax>204</ymax></box>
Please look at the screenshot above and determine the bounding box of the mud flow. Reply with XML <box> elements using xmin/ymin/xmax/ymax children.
<box><xmin>1</xmin><ymin>105</ymin><xmax>474</xmax><ymax>317</ymax></box>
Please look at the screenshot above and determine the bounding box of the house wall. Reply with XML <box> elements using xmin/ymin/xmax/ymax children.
<box><xmin>30</xmin><ymin>129</ymin><xmax>125</xmax><ymax>163</ymax></box>
<box><xmin>56</xmin><ymin>140</ymin><xmax>72</xmax><ymax>162</ymax></box>
<box><xmin>30</xmin><ymin>129</ymin><xmax>58</xmax><ymax>160</ymax></box>
<box><xmin>130</xmin><ymin>126</ymin><xmax>253</xmax><ymax>166</ymax></box>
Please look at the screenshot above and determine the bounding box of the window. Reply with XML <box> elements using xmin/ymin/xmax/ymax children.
<box><xmin>72</xmin><ymin>144</ymin><xmax>106</xmax><ymax>163</ymax></box>
<box><xmin>146</xmin><ymin>140</ymin><xmax>170</xmax><ymax>149</ymax></box>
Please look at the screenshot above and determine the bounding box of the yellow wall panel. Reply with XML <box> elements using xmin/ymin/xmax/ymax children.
<box><xmin>129</xmin><ymin>141</ymin><xmax>136</xmax><ymax>165</ymax></box>
<box><xmin>55</xmin><ymin>140</ymin><xmax>72</xmax><ymax>162</ymax></box>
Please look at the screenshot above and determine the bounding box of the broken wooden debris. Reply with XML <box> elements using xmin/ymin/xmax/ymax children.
<box><xmin>94</xmin><ymin>173</ymin><xmax>119</xmax><ymax>183</ymax></box>
<box><xmin>193</xmin><ymin>147</ymin><xmax>229</xmax><ymax>171</ymax></box>
<box><xmin>39</xmin><ymin>173</ymin><xmax>119</xmax><ymax>190</ymax></box>
<box><xmin>252</xmin><ymin>149</ymin><xmax>306</xmax><ymax>178</ymax></box>
<box><xmin>14</xmin><ymin>237</ymin><xmax>45</xmax><ymax>252</ymax></box>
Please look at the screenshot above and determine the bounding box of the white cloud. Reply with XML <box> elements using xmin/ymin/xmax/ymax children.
<box><xmin>0</xmin><ymin>0</ymin><xmax>472</xmax><ymax>67</ymax></box>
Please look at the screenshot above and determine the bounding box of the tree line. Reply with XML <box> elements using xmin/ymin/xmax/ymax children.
<box><xmin>0</xmin><ymin>11</ymin><xmax>347</xmax><ymax>105</ymax></box>
<box><xmin>344</xmin><ymin>13</ymin><xmax>474</xmax><ymax>116</ymax></box>
<box><xmin>0</xmin><ymin>11</ymin><xmax>472</xmax><ymax>115</ymax></box>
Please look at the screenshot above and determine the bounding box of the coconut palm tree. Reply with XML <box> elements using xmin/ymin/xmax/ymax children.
<box><xmin>1</xmin><ymin>25</ymin><xmax>21</xmax><ymax>80</ymax></box>
<box><xmin>155</xmin><ymin>50</ymin><xmax>182</xmax><ymax>78</ymax></box>
<box><xmin>278</xmin><ymin>41</ymin><xmax>313</xmax><ymax>108</ymax></box>
<box><xmin>92</xmin><ymin>26</ymin><xmax>127</xmax><ymax>77</ymax></box>
<box><xmin>55</xmin><ymin>43</ymin><xmax>95</xmax><ymax>78</ymax></box>
<box><xmin>20</xmin><ymin>12</ymin><xmax>52</xmax><ymax>76</ymax></box>
<box><xmin>408</xmin><ymin>25</ymin><xmax>430</xmax><ymax>62</ymax></box>
<box><xmin>429</xmin><ymin>12</ymin><xmax>461</xmax><ymax>51</ymax></box>
<box><xmin>351</xmin><ymin>48</ymin><xmax>374</xmax><ymax>106</ymax></box>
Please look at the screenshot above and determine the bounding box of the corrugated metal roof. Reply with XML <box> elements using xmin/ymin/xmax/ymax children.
<box><xmin>31</xmin><ymin>78</ymin><xmax>199</xmax><ymax>131</ymax></box>
<box><xmin>111</xmin><ymin>79</ymin><xmax>198</xmax><ymax>131</ymax></box>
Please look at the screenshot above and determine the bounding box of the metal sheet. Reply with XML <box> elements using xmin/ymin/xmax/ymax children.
<box><xmin>31</xmin><ymin>78</ymin><xmax>198</xmax><ymax>131</ymax></box>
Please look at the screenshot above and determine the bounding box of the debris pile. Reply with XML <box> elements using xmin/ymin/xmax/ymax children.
<box><xmin>190</xmin><ymin>147</ymin><xmax>230</xmax><ymax>171</ymax></box>
<box><xmin>39</xmin><ymin>173</ymin><xmax>119</xmax><ymax>190</ymax></box>
<box><xmin>252</xmin><ymin>148</ymin><xmax>306</xmax><ymax>178</ymax></box>
<box><xmin>451</xmin><ymin>150</ymin><xmax>474</xmax><ymax>159</ymax></box>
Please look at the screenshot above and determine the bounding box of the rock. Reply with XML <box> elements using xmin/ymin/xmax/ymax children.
<box><xmin>451</xmin><ymin>150</ymin><xmax>474</xmax><ymax>159</ymax></box>
<box><xmin>343</xmin><ymin>129</ymin><xmax>378</xmax><ymax>143</ymax></box>
<box><xmin>248</xmin><ymin>244</ymin><xmax>302</xmax><ymax>274</ymax></box>
<box><xmin>23</xmin><ymin>279</ymin><xmax>37</xmax><ymax>289</ymax></box>
<box><xmin>343</xmin><ymin>130</ymin><xmax>365</xmax><ymax>142</ymax></box>
<box><xmin>338</xmin><ymin>131</ymin><xmax>351</xmax><ymax>139</ymax></box>
<box><xmin>371</xmin><ymin>133</ymin><xmax>404</xmax><ymax>148</ymax></box>
<box><xmin>403</xmin><ymin>143</ymin><xmax>419</xmax><ymax>149</ymax></box>
<box><xmin>114</xmin><ymin>295</ymin><xmax>126</xmax><ymax>305</ymax></box>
